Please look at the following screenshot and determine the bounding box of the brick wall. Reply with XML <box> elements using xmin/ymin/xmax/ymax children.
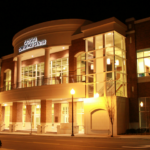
<box><xmin>0</xmin><ymin>57</ymin><xmax>15</xmax><ymax>88</ymax></box>
<box><xmin>135</xmin><ymin>20</ymin><xmax>150</xmax><ymax>50</ymax></box>
<box><xmin>126</xmin><ymin>20</ymin><xmax>139</xmax><ymax>123</ymax></box>
<box><xmin>69</xmin><ymin>38</ymin><xmax>85</xmax><ymax>78</ymax></box>
<box><xmin>41</xmin><ymin>100</ymin><xmax>52</xmax><ymax>123</ymax></box>
<box><xmin>138</xmin><ymin>82</ymin><xmax>150</xmax><ymax>97</ymax></box>
<box><xmin>12</xmin><ymin>102</ymin><xmax>23</xmax><ymax>122</ymax></box>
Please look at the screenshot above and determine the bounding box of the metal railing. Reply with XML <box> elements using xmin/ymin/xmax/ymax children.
<box><xmin>0</xmin><ymin>75</ymin><xmax>84</xmax><ymax>92</ymax></box>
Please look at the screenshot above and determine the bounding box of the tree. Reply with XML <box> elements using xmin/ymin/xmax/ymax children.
<box><xmin>25</xmin><ymin>100</ymin><xmax>33</xmax><ymax>135</ymax></box>
<box><xmin>105</xmin><ymin>93</ymin><xmax>115</xmax><ymax>137</ymax></box>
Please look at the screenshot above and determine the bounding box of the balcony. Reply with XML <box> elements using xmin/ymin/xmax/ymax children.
<box><xmin>0</xmin><ymin>75</ymin><xmax>85</xmax><ymax>103</ymax></box>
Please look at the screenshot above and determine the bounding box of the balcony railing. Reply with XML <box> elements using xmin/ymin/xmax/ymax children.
<box><xmin>0</xmin><ymin>75</ymin><xmax>84</xmax><ymax>92</ymax></box>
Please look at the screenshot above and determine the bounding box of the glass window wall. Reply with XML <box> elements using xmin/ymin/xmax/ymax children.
<box><xmin>82</xmin><ymin>31</ymin><xmax>127</xmax><ymax>97</ymax></box>
<box><xmin>49</xmin><ymin>58</ymin><xmax>68</xmax><ymax>84</ymax></box>
<box><xmin>21</xmin><ymin>57</ymin><xmax>68</xmax><ymax>87</ymax></box>
<box><xmin>137</xmin><ymin>49</ymin><xmax>150</xmax><ymax>77</ymax></box>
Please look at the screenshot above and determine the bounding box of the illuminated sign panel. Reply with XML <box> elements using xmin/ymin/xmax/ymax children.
<box><xmin>19</xmin><ymin>37</ymin><xmax>47</xmax><ymax>53</ymax></box>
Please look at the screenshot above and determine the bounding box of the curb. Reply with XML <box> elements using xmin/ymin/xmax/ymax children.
<box><xmin>0</xmin><ymin>132</ymin><xmax>150</xmax><ymax>140</ymax></box>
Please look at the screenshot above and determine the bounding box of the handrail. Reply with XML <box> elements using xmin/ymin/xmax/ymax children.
<box><xmin>0</xmin><ymin>75</ymin><xmax>85</xmax><ymax>92</ymax></box>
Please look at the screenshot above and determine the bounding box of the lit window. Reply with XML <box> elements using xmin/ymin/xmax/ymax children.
<box><xmin>137</xmin><ymin>49</ymin><xmax>150</xmax><ymax>77</ymax></box>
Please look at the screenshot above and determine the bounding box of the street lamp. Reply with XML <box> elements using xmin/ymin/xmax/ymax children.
<box><xmin>70</xmin><ymin>89</ymin><xmax>75</xmax><ymax>136</ymax></box>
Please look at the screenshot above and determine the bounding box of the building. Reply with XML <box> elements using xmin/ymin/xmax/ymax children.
<box><xmin>0</xmin><ymin>17</ymin><xmax>149</xmax><ymax>135</ymax></box>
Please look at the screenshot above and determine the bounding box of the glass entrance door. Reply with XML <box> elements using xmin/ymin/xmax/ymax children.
<box><xmin>61</xmin><ymin>104</ymin><xmax>68</xmax><ymax>123</ymax></box>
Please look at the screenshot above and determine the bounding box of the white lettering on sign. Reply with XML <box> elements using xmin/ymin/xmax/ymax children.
<box><xmin>19</xmin><ymin>37</ymin><xmax>47</xmax><ymax>53</ymax></box>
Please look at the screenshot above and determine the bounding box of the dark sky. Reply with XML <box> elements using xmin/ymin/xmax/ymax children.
<box><xmin>0</xmin><ymin>0</ymin><xmax>149</xmax><ymax>58</ymax></box>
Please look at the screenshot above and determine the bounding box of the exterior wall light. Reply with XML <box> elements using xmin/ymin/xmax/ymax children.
<box><xmin>140</xmin><ymin>101</ymin><xmax>144</xmax><ymax>107</ymax></box>
<box><xmin>91</xmin><ymin>64</ymin><xmax>94</xmax><ymax>70</ymax></box>
<box><xmin>94</xmin><ymin>93</ymin><xmax>99</xmax><ymax>98</ymax></box>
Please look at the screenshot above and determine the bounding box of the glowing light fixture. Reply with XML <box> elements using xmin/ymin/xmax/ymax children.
<box><xmin>4</xmin><ymin>104</ymin><xmax>7</xmax><ymax>106</ymax></box>
<box><xmin>94</xmin><ymin>93</ymin><xmax>99</xmax><ymax>98</ymax></box>
<box><xmin>115</xmin><ymin>60</ymin><xmax>119</xmax><ymax>66</ymax></box>
<box><xmin>63</xmin><ymin>47</ymin><xmax>65</xmax><ymax>49</ymax></box>
<box><xmin>63</xmin><ymin>67</ymin><xmax>65</xmax><ymax>70</ymax></box>
<box><xmin>78</xmin><ymin>98</ymin><xmax>82</xmax><ymax>101</ymax></box>
<box><xmin>25</xmin><ymin>105</ymin><xmax>26</xmax><ymax>108</ymax></box>
<box><xmin>144</xmin><ymin>58</ymin><xmax>150</xmax><ymax>67</ymax></box>
<box><xmin>91</xmin><ymin>64</ymin><xmax>94</xmax><ymax>70</ymax></box>
<box><xmin>140</xmin><ymin>101</ymin><xmax>143</xmax><ymax>107</ymax></box>
<box><xmin>70</xmin><ymin>89</ymin><xmax>75</xmax><ymax>95</ymax></box>
<box><xmin>107</xmin><ymin>58</ymin><xmax>110</xmax><ymax>64</ymax></box>
<box><xmin>108</xmin><ymin>32</ymin><xmax>112</xmax><ymax>35</ymax></box>
<box><xmin>36</xmin><ymin>105</ymin><xmax>39</xmax><ymax>108</ymax></box>
<box><xmin>32</xmin><ymin>55</ymin><xmax>33</xmax><ymax>57</ymax></box>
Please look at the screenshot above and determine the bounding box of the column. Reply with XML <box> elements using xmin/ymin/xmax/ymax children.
<box><xmin>12</xmin><ymin>102</ymin><xmax>23</xmax><ymax>131</ymax></box>
<box><xmin>10</xmin><ymin>106</ymin><xmax>12</xmax><ymax>124</ymax></box>
<box><xmin>25</xmin><ymin>105</ymin><xmax>32</xmax><ymax>129</ymax></box>
<box><xmin>14</xmin><ymin>61</ymin><xmax>17</xmax><ymax>89</ymax></box>
<box><xmin>54</xmin><ymin>103</ymin><xmax>61</xmax><ymax>123</ymax></box>
<box><xmin>69</xmin><ymin>102</ymin><xmax>77</xmax><ymax>124</ymax></box>
<box><xmin>40</xmin><ymin>100</ymin><xmax>52</xmax><ymax>133</ymax></box>
<box><xmin>17</xmin><ymin>56</ymin><xmax>22</xmax><ymax>88</ymax></box>
<box><xmin>54</xmin><ymin>103</ymin><xmax>61</xmax><ymax>130</ymax></box>
<box><xmin>0</xmin><ymin>105</ymin><xmax>5</xmax><ymax>131</ymax></box>
<box><xmin>44</xmin><ymin>48</ymin><xmax>50</xmax><ymax>85</ymax></box>
<box><xmin>103</xmin><ymin>34</ymin><xmax>106</xmax><ymax>97</ymax></box>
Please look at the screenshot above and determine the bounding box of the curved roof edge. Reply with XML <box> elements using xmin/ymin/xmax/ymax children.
<box><xmin>12</xmin><ymin>19</ymin><xmax>93</xmax><ymax>45</ymax></box>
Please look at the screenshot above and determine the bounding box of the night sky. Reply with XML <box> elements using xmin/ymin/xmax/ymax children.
<box><xmin>0</xmin><ymin>0</ymin><xmax>149</xmax><ymax>58</ymax></box>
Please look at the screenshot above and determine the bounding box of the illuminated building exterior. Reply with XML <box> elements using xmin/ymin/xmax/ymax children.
<box><xmin>0</xmin><ymin>17</ymin><xmax>149</xmax><ymax>135</ymax></box>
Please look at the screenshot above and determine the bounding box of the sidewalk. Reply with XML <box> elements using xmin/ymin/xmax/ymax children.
<box><xmin>0</xmin><ymin>132</ymin><xmax>150</xmax><ymax>139</ymax></box>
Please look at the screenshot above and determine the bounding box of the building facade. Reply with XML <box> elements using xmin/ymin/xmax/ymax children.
<box><xmin>0</xmin><ymin>17</ymin><xmax>149</xmax><ymax>135</ymax></box>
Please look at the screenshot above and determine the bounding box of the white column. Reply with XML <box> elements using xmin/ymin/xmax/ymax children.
<box><xmin>44</xmin><ymin>48</ymin><xmax>50</xmax><ymax>84</ymax></box>
<box><xmin>17</xmin><ymin>56</ymin><xmax>22</xmax><ymax>88</ymax></box>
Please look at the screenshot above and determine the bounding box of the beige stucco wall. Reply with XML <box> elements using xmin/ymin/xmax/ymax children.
<box><xmin>0</xmin><ymin>83</ymin><xmax>85</xmax><ymax>103</ymax></box>
<box><xmin>84</xmin><ymin>96</ymin><xmax>117</xmax><ymax>136</ymax></box>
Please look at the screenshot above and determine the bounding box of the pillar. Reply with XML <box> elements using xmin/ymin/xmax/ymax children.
<box><xmin>0</xmin><ymin>105</ymin><xmax>5</xmax><ymax>131</ymax></box>
<box><xmin>69</xmin><ymin>102</ymin><xmax>77</xmax><ymax>124</ymax></box>
<box><xmin>44</xmin><ymin>48</ymin><xmax>50</xmax><ymax>84</ymax></box>
<box><xmin>40</xmin><ymin>100</ymin><xmax>52</xmax><ymax>132</ymax></box>
<box><xmin>10</xmin><ymin>106</ymin><xmax>12</xmax><ymax>124</ymax></box>
<box><xmin>12</xmin><ymin>102</ymin><xmax>23</xmax><ymax>131</ymax></box>
<box><xmin>17</xmin><ymin>56</ymin><xmax>22</xmax><ymax>88</ymax></box>
<box><xmin>25</xmin><ymin>105</ymin><xmax>32</xmax><ymax>129</ymax></box>
<box><xmin>54</xmin><ymin>103</ymin><xmax>61</xmax><ymax>123</ymax></box>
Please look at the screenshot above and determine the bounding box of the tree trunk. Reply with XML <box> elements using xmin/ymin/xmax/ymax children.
<box><xmin>111</xmin><ymin>123</ymin><xmax>113</xmax><ymax>137</ymax></box>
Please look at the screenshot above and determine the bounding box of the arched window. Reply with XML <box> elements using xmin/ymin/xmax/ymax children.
<box><xmin>4</xmin><ymin>69</ymin><xmax>11</xmax><ymax>91</ymax></box>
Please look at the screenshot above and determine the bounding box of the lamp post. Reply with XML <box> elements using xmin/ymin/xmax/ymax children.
<box><xmin>70</xmin><ymin>89</ymin><xmax>75</xmax><ymax>136</ymax></box>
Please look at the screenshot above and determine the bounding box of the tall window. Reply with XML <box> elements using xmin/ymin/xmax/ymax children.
<box><xmin>4</xmin><ymin>69</ymin><xmax>11</xmax><ymax>91</ymax></box>
<box><xmin>76</xmin><ymin>54</ymin><xmax>85</xmax><ymax>82</ymax></box>
<box><xmin>137</xmin><ymin>48</ymin><xmax>150</xmax><ymax>77</ymax></box>
<box><xmin>49</xmin><ymin>58</ymin><xmax>69</xmax><ymax>84</ymax></box>
<box><xmin>21</xmin><ymin>62</ymin><xmax>44</xmax><ymax>87</ymax></box>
